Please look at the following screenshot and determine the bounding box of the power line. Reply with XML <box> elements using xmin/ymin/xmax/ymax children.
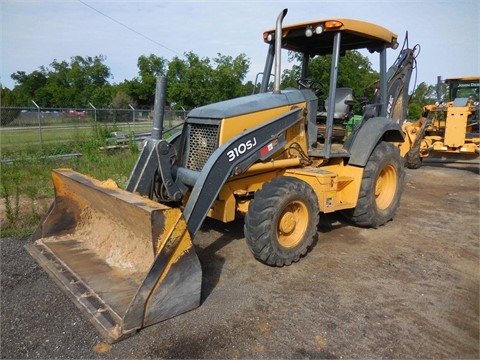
<box><xmin>77</xmin><ymin>0</ymin><xmax>180</xmax><ymax>56</ymax></box>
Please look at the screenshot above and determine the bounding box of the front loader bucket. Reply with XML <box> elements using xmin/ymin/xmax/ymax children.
<box><xmin>25</xmin><ymin>169</ymin><xmax>202</xmax><ymax>343</ymax></box>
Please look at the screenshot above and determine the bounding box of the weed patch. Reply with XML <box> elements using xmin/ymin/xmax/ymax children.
<box><xmin>1</xmin><ymin>124</ymin><xmax>140</xmax><ymax>238</ymax></box>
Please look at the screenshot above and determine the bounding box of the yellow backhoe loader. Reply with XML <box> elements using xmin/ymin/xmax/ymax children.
<box><xmin>26</xmin><ymin>9</ymin><xmax>421</xmax><ymax>342</ymax></box>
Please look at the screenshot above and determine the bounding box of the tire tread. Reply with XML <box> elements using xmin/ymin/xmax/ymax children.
<box><xmin>245</xmin><ymin>177</ymin><xmax>319</xmax><ymax>266</ymax></box>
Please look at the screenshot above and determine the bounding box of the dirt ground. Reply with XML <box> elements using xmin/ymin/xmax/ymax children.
<box><xmin>1</xmin><ymin>163</ymin><xmax>479</xmax><ymax>359</ymax></box>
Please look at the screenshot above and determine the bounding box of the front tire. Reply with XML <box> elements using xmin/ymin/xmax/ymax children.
<box><xmin>405</xmin><ymin>146</ymin><xmax>423</xmax><ymax>169</ymax></box>
<box><xmin>342</xmin><ymin>141</ymin><xmax>405</xmax><ymax>228</ymax></box>
<box><xmin>405</xmin><ymin>121</ymin><xmax>427</xmax><ymax>169</ymax></box>
<box><xmin>244</xmin><ymin>177</ymin><xmax>320</xmax><ymax>266</ymax></box>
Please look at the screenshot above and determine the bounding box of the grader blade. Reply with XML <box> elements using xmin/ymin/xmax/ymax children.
<box><xmin>25</xmin><ymin>169</ymin><xmax>202</xmax><ymax>343</ymax></box>
<box><xmin>422</xmin><ymin>152</ymin><xmax>480</xmax><ymax>165</ymax></box>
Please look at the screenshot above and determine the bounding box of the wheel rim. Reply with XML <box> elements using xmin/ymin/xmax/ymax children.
<box><xmin>277</xmin><ymin>201</ymin><xmax>309</xmax><ymax>248</ymax></box>
<box><xmin>375</xmin><ymin>164</ymin><xmax>397</xmax><ymax>210</ymax></box>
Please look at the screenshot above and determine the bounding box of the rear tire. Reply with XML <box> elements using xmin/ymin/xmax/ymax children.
<box><xmin>244</xmin><ymin>177</ymin><xmax>319</xmax><ymax>266</ymax></box>
<box><xmin>342</xmin><ymin>141</ymin><xmax>405</xmax><ymax>228</ymax></box>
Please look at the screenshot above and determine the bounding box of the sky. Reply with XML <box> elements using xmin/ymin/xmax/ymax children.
<box><xmin>1</xmin><ymin>0</ymin><xmax>479</xmax><ymax>93</ymax></box>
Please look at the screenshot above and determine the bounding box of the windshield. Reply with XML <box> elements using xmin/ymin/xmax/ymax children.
<box><xmin>448</xmin><ymin>80</ymin><xmax>480</xmax><ymax>101</ymax></box>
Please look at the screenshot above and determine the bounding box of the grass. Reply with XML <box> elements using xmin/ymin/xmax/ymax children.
<box><xmin>0</xmin><ymin>122</ymin><xmax>153</xmax><ymax>154</ymax></box>
<box><xmin>0</xmin><ymin>123</ymin><xmax>141</xmax><ymax>238</ymax></box>
<box><xmin>1</xmin><ymin>127</ymin><xmax>93</xmax><ymax>153</ymax></box>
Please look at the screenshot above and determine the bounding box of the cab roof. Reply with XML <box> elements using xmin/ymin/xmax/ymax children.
<box><xmin>263</xmin><ymin>18</ymin><xmax>398</xmax><ymax>55</ymax></box>
<box><xmin>445</xmin><ymin>76</ymin><xmax>480</xmax><ymax>82</ymax></box>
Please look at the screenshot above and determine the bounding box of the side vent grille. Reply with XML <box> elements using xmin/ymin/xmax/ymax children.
<box><xmin>186</xmin><ymin>123</ymin><xmax>219</xmax><ymax>171</ymax></box>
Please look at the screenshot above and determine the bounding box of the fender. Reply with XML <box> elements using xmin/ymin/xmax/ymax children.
<box><xmin>345</xmin><ymin>117</ymin><xmax>405</xmax><ymax>167</ymax></box>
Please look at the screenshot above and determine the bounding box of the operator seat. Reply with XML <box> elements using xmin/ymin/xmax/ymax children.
<box><xmin>318</xmin><ymin>87</ymin><xmax>354</xmax><ymax>120</ymax></box>
<box><xmin>316</xmin><ymin>87</ymin><xmax>354</xmax><ymax>143</ymax></box>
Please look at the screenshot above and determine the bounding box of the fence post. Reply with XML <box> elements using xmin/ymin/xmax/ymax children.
<box><xmin>31</xmin><ymin>100</ymin><xmax>43</xmax><ymax>148</ymax></box>
<box><xmin>89</xmin><ymin>102</ymin><xmax>97</xmax><ymax>122</ymax></box>
<box><xmin>128</xmin><ymin>104</ymin><xmax>135</xmax><ymax>125</ymax></box>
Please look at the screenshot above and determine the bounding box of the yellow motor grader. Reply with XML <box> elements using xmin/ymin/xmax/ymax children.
<box><xmin>26</xmin><ymin>9</ymin><xmax>421</xmax><ymax>342</ymax></box>
<box><xmin>409</xmin><ymin>76</ymin><xmax>479</xmax><ymax>166</ymax></box>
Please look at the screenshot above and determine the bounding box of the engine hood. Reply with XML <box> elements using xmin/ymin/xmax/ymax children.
<box><xmin>187</xmin><ymin>90</ymin><xmax>307</xmax><ymax>120</ymax></box>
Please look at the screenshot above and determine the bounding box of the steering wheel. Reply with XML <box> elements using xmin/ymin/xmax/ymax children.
<box><xmin>297</xmin><ymin>78</ymin><xmax>323</xmax><ymax>95</ymax></box>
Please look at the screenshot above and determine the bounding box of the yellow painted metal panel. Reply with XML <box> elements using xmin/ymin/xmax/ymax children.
<box><xmin>444</xmin><ymin>107</ymin><xmax>469</xmax><ymax>147</ymax></box>
<box><xmin>217</xmin><ymin>103</ymin><xmax>305</xmax><ymax>145</ymax></box>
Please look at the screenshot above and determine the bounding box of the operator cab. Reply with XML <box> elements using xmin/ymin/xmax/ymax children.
<box><xmin>444</xmin><ymin>76</ymin><xmax>480</xmax><ymax>130</ymax></box>
<box><xmin>445</xmin><ymin>77</ymin><xmax>480</xmax><ymax>103</ymax></box>
<box><xmin>261</xmin><ymin>16</ymin><xmax>399</xmax><ymax>158</ymax></box>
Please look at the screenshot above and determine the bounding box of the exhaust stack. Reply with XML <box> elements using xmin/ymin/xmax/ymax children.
<box><xmin>273</xmin><ymin>8</ymin><xmax>288</xmax><ymax>94</ymax></box>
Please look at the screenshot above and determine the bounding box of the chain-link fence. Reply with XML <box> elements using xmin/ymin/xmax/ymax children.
<box><xmin>0</xmin><ymin>106</ymin><xmax>187</xmax><ymax>153</ymax></box>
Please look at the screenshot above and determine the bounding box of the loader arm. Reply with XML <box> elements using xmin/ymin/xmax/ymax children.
<box><xmin>162</xmin><ymin>107</ymin><xmax>303</xmax><ymax>236</ymax></box>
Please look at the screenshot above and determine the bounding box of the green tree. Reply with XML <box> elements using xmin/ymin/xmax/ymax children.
<box><xmin>10</xmin><ymin>69</ymin><xmax>48</xmax><ymax>106</ymax></box>
<box><xmin>111</xmin><ymin>91</ymin><xmax>135</xmax><ymax>109</ymax></box>
<box><xmin>118</xmin><ymin>54</ymin><xmax>168</xmax><ymax>106</ymax></box>
<box><xmin>243</xmin><ymin>80</ymin><xmax>256</xmax><ymax>95</ymax></box>
<box><xmin>0</xmin><ymin>85</ymin><xmax>19</xmax><ymax>106</ymax></box>
<box><xmin>407</xmin><ymin>103</ymin><xmax>423</xmax><ymax>120</ymax></box>
<box><xmin>410</xmin><ymin>82</ymin><xmax>436</xmax><ymax>104</ymax></box>
<box><xmin>166</xmin><ymin>52</ymin><xmax>250</xmax><ymax>109</ymax></box>
<box><xmin>210</xmin><ymin>53</ymin><xmax>250</xmax><ymax>102</ymax></box>
<box><xmin>0</xmin><ymin>86</ymin><xmax>21</xmax><ymax>125</ymax></box>
<box><xmin>281</xmin><ymin>50</ymin><xmax>379</xmax><ymax>110</ymax></box>
<box><xmin>408</xmin><ymin>81</ymin><xmax>436</xmax><ymax>119</ymax></box>
<box><xmin>167</xmin><ymin>52</ymin><xmax>213</xmax><ymax>109</ymax></box>
<box><xmin>9</xmin><ymin>55</ymin><xmax>112</xmax><ymax>108</ymax></box>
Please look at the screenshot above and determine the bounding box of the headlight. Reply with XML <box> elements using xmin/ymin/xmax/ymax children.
<box><xmin>263</xmin><ymin>32</ymin><xmax>275</xmax><ymax>42</ymax></box>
